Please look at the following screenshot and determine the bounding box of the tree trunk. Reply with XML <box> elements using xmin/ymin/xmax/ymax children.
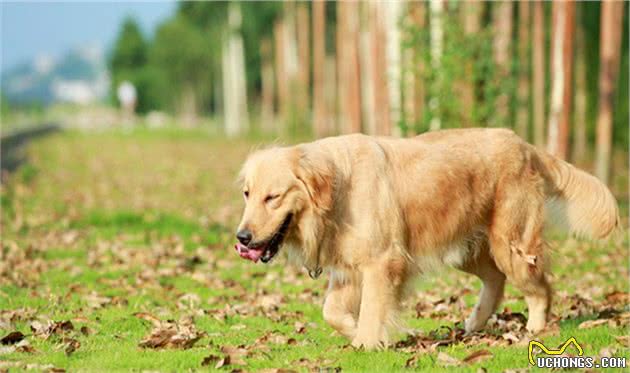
<box><xmin>312</xmin><ymin>1</ymin><xmax>327</xmax><ymax>138</ymax></box>
<box><xmin>461</xmin><ymin>1</ymin><xmax>482</xmax><ymax>127</ymax></box>
<box><xmin>180</xmin><ymin>82</ymin><xmax>198</xmax><ymax>127</ymax></box>
<box><xmin>572</xmin><ymin>9</ymin><xmax>587</xmax><ymax>165</ymax></box>
<box><xmin>410</xmin><ymin>2</ymin><xmax>426</xmax><ymax>134</ymax></box>
<box><xmin>403</xmin><ymin>2</ymin><xmax>425</xmax><ymax>135</ymax></box>
<box><xmin>385</xmin><ymin>1</ymin><xmax>402</xmax><ymax>136</ymax></box>
<box><xmin>492</xmin><ymin>1</ymin><xmax>513</xmax><ymax>127</ymax></box>
<box><xmin>337</xmin><ymin>1</ymin><xmax>362</xmax><ymax>134</ymax></box>
<box><xmin>370</xmin><ymin>2</ymin><xmax>391</xmax><ymax>135</ymax></box>
<box><xmin>360</xmin><ymin>2</ymin><xmax>376</xmax><ymax>135</ymax></box>
<box><xmin>223</xmin><ymin>2</ymin><xmax>248</xmax><ymax>137</ymax></box>
<box><xmin>532</xmin><ymin>1</ymin><xmax>546</xmax><ymax>147</ymax></box>
<box><xmin>274</xmin><ymin>19</ymin><xmax>288</xmax><ymax>132</ymax></box>
<box><xmin>297</xmin><ymin>3</ymin><xmax>310</xmax><ymax>115</ymax></box>
<box><xmin>260</xmin><ymin>39</ymin><xmax>275</xmax><ymax>134</ymax></box>
<box><xmin>547</xmin><ymin>0</ymin><xmax>574</xmax><ymax>160</ymax></box>
<box><xmin>273</xmin><ymin>2</ymin><xmax>300</xmax><ymax>135</ymax></box>
<box><xmin>595</xmin><ymin>0</ymin><xmax>623</xmax><ymax>184</ymax></box>
<box><xmin>429</xmin><ymin>0</ymin><xmax>443</xmax><ymax>131</ymax></box>
<box><xmin>402</xmin><ymin>46</ymin><xmax>415</xmax><ymax>135</ymax></box>
<box><xmin>516</xmin><ymin>1</ymin><xmax>530</xmax><ymax>140</ymax></box>
<box><xmin>324</xmin><ymin>55</ymin><xmax>338</xmax><ymax>135</ymax></box>
<box><xmin>285</xmin><ymin>1</ymin><xmax>300</xmax><ymax>134</ymax></box>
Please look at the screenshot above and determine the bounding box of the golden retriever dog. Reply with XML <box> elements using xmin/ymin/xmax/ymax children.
<box><xmin>234</xmin><ymin>128</ymin><xmax>618</xmax><ymax>350</ymax></box>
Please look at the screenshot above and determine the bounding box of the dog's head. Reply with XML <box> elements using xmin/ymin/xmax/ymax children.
<box><xmin>234</xmin><ymin>146</ymin><xmax>333</xmax><ymax>263</ymax></box>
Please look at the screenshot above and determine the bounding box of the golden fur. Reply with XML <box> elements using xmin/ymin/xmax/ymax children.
<box><xmin>236</xmin><ymin>128</ymin><xmax>619</xmax><ymax>349</ymax></box>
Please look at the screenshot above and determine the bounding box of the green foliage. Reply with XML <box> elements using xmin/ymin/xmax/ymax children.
<box><xmin>402</xmin><ymin>2</ymin><xmax>517</xmax><ymax>133</ymax></box>
<box><xmin>148</xmin><ymin>15</ymin><xmax>213</xmax><ymax>113</ymax></box>
<box><xmin>177</xmin><ymin>2</ymin><xmax>281</xmax><ymax>98</ymax></box>
<box><xmin>580</xmin><ymin>1</ymin><xmax>601</xmax><ymax>150</ymax></box>
<box><xmin>401</xmin><ymin>1</ymin><xmax>628</xmax><ymax>151</ymax></box>
<box><xmin>110</xmin><ymin>12</ymin><xmax>217</xmax><ymax>114</ymax></box>
<box><xmin>178</xmin><ymin>1</ymin><xmax>228</xmax><ymax>31</ymax></box>
<box><xmin>133</xmin><ymin>65</ymin><xmax>171</xmax><ymax>114</ymax></box>
<box><xmin>109</xmin><ymin>17</ymin><xmax>155</xmax><ymax>113</ymax></box>
<box><xmin>111</xmin><ymin>17</ymin><xmax>147</xmax><ymax>71</ymax></box>
<box><xmin>614</xmin><ymin>2</ymin><xmax>629</xmax><ymax>149</ymax></box>
<box><xmin>240</xmin><ymin>2</ymin><xmax>282</xmax><ymax>94</ymax></box>
<box><xmin>150</xmin><ymin>16</ymin><xmax>212</xmax><ymax>87</ymax></box>
<box><xmin>579</xmin><ymin>2</ymin><xmax>629</xmax><ymax>151</ymax></box>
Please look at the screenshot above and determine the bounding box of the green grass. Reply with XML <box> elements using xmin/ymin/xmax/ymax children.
<box><xmin>1</xmin><ymin>128</ymin><xmax>628</xmax><ymax>372</ymax></box>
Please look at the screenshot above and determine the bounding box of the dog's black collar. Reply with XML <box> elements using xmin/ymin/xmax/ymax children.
<box><xmin>308</xmin><ymin>267</ymin><xmax>322</xmax><ymax>279</ymax></box>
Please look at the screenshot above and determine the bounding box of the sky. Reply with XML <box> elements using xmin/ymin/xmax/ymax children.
<box><xmin>1</xmin><ymin>1</ymin><xmax>176</xmax><ymax>73</ymax></box>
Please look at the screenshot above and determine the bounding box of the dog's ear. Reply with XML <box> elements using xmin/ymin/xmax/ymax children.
<box><xmin>293</xmin><ymin>146</ymin><xmax>334</xmax><ymax>212</ymax></box>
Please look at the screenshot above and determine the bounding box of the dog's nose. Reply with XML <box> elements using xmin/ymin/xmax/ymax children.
<box><xmin>236</xmin><ymin>229</ymin><xmax>253</xmax><ymax>245</ymax></box>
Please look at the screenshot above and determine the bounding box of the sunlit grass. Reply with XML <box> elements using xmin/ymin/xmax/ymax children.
<box><xmin>0</xmin><ymin>128</ymin><xmax>628</xmax><ymax>372</ymax></box>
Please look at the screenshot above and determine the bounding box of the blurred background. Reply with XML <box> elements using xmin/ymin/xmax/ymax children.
<box><xmin>1</xmin><ymin>1</ymin><xmax>628</xmax><ymax>187</ymax></box>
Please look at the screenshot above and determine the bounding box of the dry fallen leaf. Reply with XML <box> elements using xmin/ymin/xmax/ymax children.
<box><xmin>462</xmin><ymin>349</ymin><xmax>493</xmax><ymax>364</ymax></box>
<box><xmin>578</xmin><ymin>318</ymin><xmax>608</xmax><ymax>329</ymax></box>
<box><xmin>605</xmin><ymin>291</ymin><xmax>629</xmax><ymax>305</ymax></box>
<box><xmin>405</xmin><ymin>354</ymin><xmax>419</xmax><ymax>368</ymax></box>
<box><xmin>437</xmin><ymin>351</ymin><xmax>460</xmax><ymax>367</ymax></box>
<box><xmin>615</xmin><ymin>335</ymin><xmax>630</xmax><ymax>347</ymax></box>
<box><xmin>599</xmin><ymin>346</ymin><xmax>618</xmax><ymax>358</ymax></box>
<box><xmin>294</xmin><ymin>321</ymin><xmax>307</xmax><ymax>334</ymax></box>
<box><xmin>201</xmin><ymin>354</ymin><xmax>220</xmax><ymax>367</ymax></box>
<box><xmin>15</xmin><ymin>339</ymin><xmax>36</xmax><ymax>354</ymax></box>
<box><xmin>30</xmin><ymin>320</ymin><xmax>74</xmax><ymax>340</ymax></box>
<box><xmin>0</xmin><ymin>361</ymin><xmax>64</xmax><ymax>372</ymax></box>
<box><xmin>62</xmin><ymin>338</ymin><xmax>81</xmax><ymax>356</ymax></box>
<box><xmin>214</xmin><ymin>356</ymin><xmax>231</xmax><ymax>369</ymax></box>
<box><xmin>80</xmin><ymin>326</ymin><xmax>92</xmax><ymax>336</ymax></box>
<box><xmin>501</xmin><ymin>332</ymin><xmax>521</xmax><ymax>344</ymax></box>
<box><xmin>0</xmin><ymin>331</ymin><xmax>24</xmax><ymax>345</ymax></box>
<box><xmin>220</xmin><ymin>345</ymin><xmax>248</xmax><ymax>366</ymax></box>
<box><xmin>136</xmin><ymin>314</ymin><xmax>204</xmax><ymax>349</ymax></box>
<box><xmin>134</xmin><ymin>312</ymin><xmax>162</xmax><ymax>327</ymax></box>
<box><xmin>177</xmin><ymin>293</ymin><xmax>201</xmax><ymax>311</ymax></box>
<box><xmin>85</xmin><ymin>292</ymin><xmax>111</xmax><ymax>309</ymax></box>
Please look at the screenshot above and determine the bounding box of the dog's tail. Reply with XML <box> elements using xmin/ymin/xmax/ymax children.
<box><xmin>532</xmin><ymin>146</ymin><xmax>619</xmax><ymax>239</ymax></box>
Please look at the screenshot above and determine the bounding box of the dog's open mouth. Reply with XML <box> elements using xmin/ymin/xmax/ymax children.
<box><xmin>234</xmin><ymin>214</ymin><xmax>292</xmax><ymax>263</ymax></box>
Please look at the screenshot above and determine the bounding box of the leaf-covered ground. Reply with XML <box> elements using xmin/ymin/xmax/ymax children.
<box><xmin>1</xmin><ymin>128</ymin><xmax>628</xmax><ymax>372</ymax></box>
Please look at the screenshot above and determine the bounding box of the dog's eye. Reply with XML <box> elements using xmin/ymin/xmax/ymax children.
<box><xmin>264</xmin><ymin>194</ymin><xmax>279</xmax><ymax>203</ymax></box>
<box><xmin>243</xmin><ymin>191</ymin><xmax>249</xmax><ymax>198</ymax></box>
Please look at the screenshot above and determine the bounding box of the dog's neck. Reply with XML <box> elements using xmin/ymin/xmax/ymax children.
<box><xmin>296</xmin><ymin>206</ymin><xmax>326</xmax><ymax>272</ymax></box>
<box><xmin>284</xmin><ymin>201</ymin><xmax>338</xmax><ymax>275</ymax></box>
<box><xmin>291</xmin><ymin>155</ymin><xmax>345</xmax><ymax>276</ymax></box>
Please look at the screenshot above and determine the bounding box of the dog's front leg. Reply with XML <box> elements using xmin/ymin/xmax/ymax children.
<box><xmin>351</xmin><ymin>258</ymin><xmax>405</xmax><ymax>350</ymax></box>
<box><xmin>322</xmin><ymin>275</ymin><xmax>360</xmax><ymax>339</ymax></box>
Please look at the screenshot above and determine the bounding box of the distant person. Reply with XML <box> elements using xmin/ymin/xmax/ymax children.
<box><xmin>117</xmin><ymin>81</ymin><xmax>137</xmax><ymax>123</ymax></box>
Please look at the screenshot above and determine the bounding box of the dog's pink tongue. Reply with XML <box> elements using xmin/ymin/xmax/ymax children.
<box><xmin>234</xmin><ymin>243</ymin><xmax>264</xmax><ymax>263</ymax></box>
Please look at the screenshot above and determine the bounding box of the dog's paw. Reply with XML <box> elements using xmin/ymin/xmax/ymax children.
<box><xmin>526</xmin><ymin>318</ymin><xmax>546</xmax><ymax>333</ymax></box>
<box><xmin>464</xmin><ymin>315</ymin><xmax>486</xmax><ymax>334</ymax></box>
<box><xmin>351</xmin><ymin>335</ymin><xmax>386</xmax><ymax>350</ymax></box>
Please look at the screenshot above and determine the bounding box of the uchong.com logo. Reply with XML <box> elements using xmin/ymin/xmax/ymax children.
<box><xmin>528</xmin><ymin>337</ymin><xmax>627</xmax><ymax>369</ymax></box>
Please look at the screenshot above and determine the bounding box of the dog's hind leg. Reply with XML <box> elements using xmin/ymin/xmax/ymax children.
<box><xmin>489</xmin><ymin>172</ymin><xmax>551</xmax><ymax>333</ymax></box>
<box><xmin>322</xmin><ymin>273</ymin><xmax>360</xmax><ymax>339</ymax></box>
<box><xmin>457</xmin><ymin>239</ymin><xmax>506</xmax><ymax>333</ymax></box>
